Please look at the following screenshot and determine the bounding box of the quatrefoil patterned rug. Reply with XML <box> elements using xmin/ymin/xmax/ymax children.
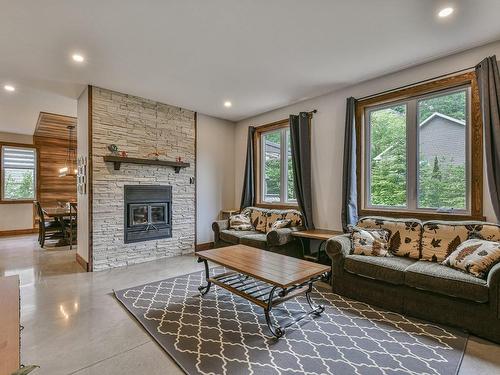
<box><xmin>114</xmin><ymin>268</ymin><xmax>467</xmax><ymax>375</ymax></box>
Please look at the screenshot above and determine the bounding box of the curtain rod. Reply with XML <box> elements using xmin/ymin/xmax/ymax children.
<box><xmin>355</xmin><ymin>65</ymin><xmax>475</xmax><ymax>102</ymax></box>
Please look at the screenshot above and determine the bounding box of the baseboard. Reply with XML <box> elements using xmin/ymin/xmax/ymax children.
<box><xmin>195</xmin><ymin>242</ymin><xmax>214</xmax><ymax>251</ymax></box>
<box><xmin>0</xmin><ymin>228</ymin><xmax>38</xmax><ymax>237</ymax></box>
<box><xmin>76</xmin><ymin>253</ymin><xmax>89</xmax><ymax>272</ymax></box>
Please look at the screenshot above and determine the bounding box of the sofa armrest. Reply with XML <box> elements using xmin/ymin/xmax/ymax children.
<box><xmin>325</xmin><ymin>234</ymin><xmax>351</xmax><ymax>260</ymax></box>
<box><xmin>267</xmin><ymin>227</ymin><xmax>301</xmax><ymax>247</ymax></box>
<box><xmin>487</xmin><ymin>262</ymin><xmax>500</xmax><ymax>317</ymax></box>
<box><xmin>212</xmin><ymin>220</ymin><xmax>229</xmax><ymax>243</ymax></box>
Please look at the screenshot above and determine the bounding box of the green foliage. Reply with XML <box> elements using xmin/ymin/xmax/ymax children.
<box><xmin>4</xmin><ymin>170</ymin><xmax>34</xmax><ymax>200</ymax></box>
<box><xmin>419</xmin><ymin>90</ymin><xmax>466</xmax><ymax>123</ymax></box>
<box><xmin>369</xmin><ymin>101</ymin><xmax>466</xmax><ymax>209</ymax></box>
<box><xmin>419</xmin><ymin>156</ymin><xmax>466</xmax><ymax>209</ymax></box>
<box><xmin>370</xmin><ymin>107</ymin><xmax>407</xmax><ymax>206</ymax></box>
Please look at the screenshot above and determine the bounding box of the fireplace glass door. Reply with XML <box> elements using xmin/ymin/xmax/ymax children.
<box><xmin>129</xmin><ymin>204</ymin><xmax>148</xmax><ymax>226</ymax></box>
<box><xmin>150</xmin><ymin>204</ymin><xmax>167</xmax><ymax>224</ymax></box>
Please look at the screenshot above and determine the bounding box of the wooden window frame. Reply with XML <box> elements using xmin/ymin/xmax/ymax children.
<box><xmin>253</xmin><ymin>119</ymin><xmax>299</xmax><ymax>209</ymax></box>
<box><xmin>355</xmin><ymin>71</ymin><xmax>484</xmax><ymax>221</ymax></box>
<box><xmin>0</xmin><ymin>142</ymin><xmax>39</xmax><ymax>204</ymax></box>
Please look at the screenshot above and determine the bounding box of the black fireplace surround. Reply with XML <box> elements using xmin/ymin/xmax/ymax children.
<box><xmin>124</xmin><ymin>185</ymin><xmax>172</xmax><ymax>243</ymax></box>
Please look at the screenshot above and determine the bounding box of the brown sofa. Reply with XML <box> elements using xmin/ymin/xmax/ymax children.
<box><xmin>212</xmin><ymin>206</ymin><xmax>304</xmax><ymax>257</ymax></box>
<box><xmin>326</xmin><ymin>216</ymin><xmax>500</xmax><ymax>343</ymax></box>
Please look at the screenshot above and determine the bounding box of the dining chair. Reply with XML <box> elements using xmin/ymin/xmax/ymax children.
<box><xmin>34</xmin><ymin>201</ymin><xmax>63</xmax><ymax>248</ymax></box>
<box><xmin>67</xmin><ymin>203</ymin><xmax>77</xmax><ymax>250</ymax></box>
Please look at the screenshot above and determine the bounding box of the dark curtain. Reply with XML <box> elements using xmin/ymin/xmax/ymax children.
<box><xmin>476</xmin><ymin>56</ymin><xmax>500</xmax><ymax>222</ymax></box>
<box><xmin>341</xmin><ymin>97</ymin><xmax>358</xmax><ymax>231</ymax></box>
<box><xmin>290</xmin><ymin>112</ymin><xmax>315</xmax><ymax>229</ymax></box>
<box><xmin>240</xmin><ymin>126</ymin><xmax>256</xmax><ymax>210</ymax></box>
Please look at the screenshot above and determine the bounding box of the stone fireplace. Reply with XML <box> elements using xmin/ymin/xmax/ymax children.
<box><xmin>90</xmin><ymin>87</ymin><xmax>195</xmax><ymax>271</ymax></box>
<box><xmin>124</xmin><ymin>185</ymin><xmax>172</xmax><ymax>243</ymax></box>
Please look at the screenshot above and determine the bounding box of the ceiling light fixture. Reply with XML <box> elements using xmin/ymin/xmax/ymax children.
<box><xmin>4</xmin><ymin>85</ymin><xmax>15</xmax><ymax>92</ymax></box>
<box><xmin>438</xmin><ymin>7</ymin><xmax>454</xmax><ymax>18</ymax></box>
<box><xmin>224</xmin><ymin>101</ymin><xmax>232</xmax><ymax>108</ymax></box>
<box><xmin>72</xmin><ymin>54</ymin><xmax>84</xmax><ymax>63</ymax></box>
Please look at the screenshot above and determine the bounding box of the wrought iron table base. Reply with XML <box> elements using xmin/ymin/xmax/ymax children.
<box><xmin>197</xmin><ymin>257</ymin><xmax>328</xmax><ymax>338</ymax></box>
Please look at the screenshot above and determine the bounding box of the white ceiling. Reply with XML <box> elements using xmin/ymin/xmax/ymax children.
<box><xmin>1</xmin><ymin>0</ymin><xmax>500</xmax><ymax>134</ymax></box>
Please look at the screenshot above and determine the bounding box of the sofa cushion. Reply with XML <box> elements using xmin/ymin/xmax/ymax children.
<box><xmin>344</xmin><ymin>255</ymin><xmax>416</xmax><ymax>285</ymax></box>
<box><xmin>219</xmin><ymin>230</ymin><xmax>261</xmax><ymax>244</ymax></box>
<box><xmin>229</xmin><ymin>214</ymin><xmax>253</xmax><ymax>231</ymax></box>
<box><xmin>443</xmin><ymin>239</ymin><xmax>500</xmax><ymax>279</ymax></box>
<box><xmin>248</xmin><ymin>208</ymin><xmax>268</xmax><ymax>232</ymax></box>
<box><xmin>349</xmin><ymin>226</ymin><xmax>391</xmax><ymax>257</ymax></box>
<box><xmin>357</xmin><ymin>217</ymin><xmax>422</xmax><ymax>259</ymax></box>
<box><xmin>405</xmin><ymin>261</ymin><xmax>489</xmax><ymax>303</ymax></box>
<box><xmin>239</xmin><ymin>233</ymin><xmax>267</xmax><ymax>249</ymax></box>
<box><xmin>421</xmin><ymin>221</ymin><xmax>500</xmax><ymax>262</ymax></box>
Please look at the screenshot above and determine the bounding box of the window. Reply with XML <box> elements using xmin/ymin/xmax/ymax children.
<box><xmin>1</xmin><ymin>145</ymin><xmax>37</xmax><ymax>201</ymax></box>
<box><xmin>255</xmin><ymin>120</ymin><xmax>296</xmax><ymax>206</ymax></box>
<box><xmin>358</xmin><ymin>72</ymin><xmax>482</xmax><ymax>219</ymax></box>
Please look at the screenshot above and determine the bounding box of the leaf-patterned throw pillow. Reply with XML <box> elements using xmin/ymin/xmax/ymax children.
<box><xmin>270</xmin><ymin>219</ymin><xmax>291</xmax><ymax>231</ymax></box>
<box><xmin>349</xmin><ymin>226</ymin><xmax>391</xmax><ymax>257</ymax></box>
<box><xmin>443</xmin><ymin>239</ymin><xmax>500</xmax><ymax>279</ymax></box>
<box><xmin>357</xmin><ymin>217</ymin><xmax>422</xmax><ymax>259</ymax></box>
<box><xmin>249</xmin><ymin>209</ymin><xmax>268</xmax><ymax>233</ymax></box>
<box><xmin>422</xmin><ymin>222</ymin><xmax>500</xmax><ymax>262</ymax></box>
<box><xmin>229</xmin><ymin>214</ymin><xmax>253</xmax><ymax>231</ymax></box>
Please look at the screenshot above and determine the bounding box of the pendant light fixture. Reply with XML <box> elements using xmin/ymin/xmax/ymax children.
<box><xmin>59</xmin><ymin>125</ymin><xmax>77</xmax><ymax>177</ymax></box>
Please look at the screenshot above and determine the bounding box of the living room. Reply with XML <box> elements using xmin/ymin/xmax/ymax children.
<box><xmin>1</xmin><ymin>1</ymin><xmax>500</xmax><ymax>375</ymax></box>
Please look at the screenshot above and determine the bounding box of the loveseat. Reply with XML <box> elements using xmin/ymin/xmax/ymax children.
<box><xmin>326</xmin><ymin>216</ymin><xmax>500</xmax><ymax>343</ymax></box>
<box><xmin>212</xmin><ymin>207</ymin><xmax>304</xmax><ymax>257</ymax></box>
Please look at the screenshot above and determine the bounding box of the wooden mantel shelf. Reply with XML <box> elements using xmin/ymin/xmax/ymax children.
<box><xmin>103</xmin><ymin>156</ymin><xmax>190</xmax><ymax>173</ymax></box>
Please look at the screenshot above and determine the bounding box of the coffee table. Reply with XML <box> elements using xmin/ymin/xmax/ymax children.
<box><xmin>195</xmin><ymin>245</ymin><xmax>330</xmax><ymax>338</ymax></box>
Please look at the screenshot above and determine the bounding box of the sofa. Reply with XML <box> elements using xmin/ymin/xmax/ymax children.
<box><xmin>212</xmin><ymin>206</ymin><xmax>304</xmax><ymax>257</ymax></box>
<box><xmin>326</xmin><ymin>216</ymin><xmax>500</xmax><ymax>343</ymax></box>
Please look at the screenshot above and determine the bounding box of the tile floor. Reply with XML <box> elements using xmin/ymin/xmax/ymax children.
<box><xmin>1</xmin><ymin>234</ymin><xmax>499</xmax><ymax>374</ymax></box>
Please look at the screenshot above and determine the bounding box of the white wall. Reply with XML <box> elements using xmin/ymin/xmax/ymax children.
<box><xmin>0</xmin><ymin>132</ymin><xmax>35</xmax><ymax>231</ymax></box>
<box><xmin>196</xmin><ymin>114</ymin><xmax>235</xmax><ymax>244</ymax></box>
<box><xmin>76</xmin><ymin>87</ymin><xmax>89</xmax><ymax>263</ymax></box>
<box><xmin>235</xmin><ymin>40</ymin><xmax>500</xmax><ymax>230</ymax></box>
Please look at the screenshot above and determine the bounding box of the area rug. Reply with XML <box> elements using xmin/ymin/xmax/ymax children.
<box><xmin>114</xmin><ymin>268</ymin><xmax>468</xmax><ymax>375</ymax></box>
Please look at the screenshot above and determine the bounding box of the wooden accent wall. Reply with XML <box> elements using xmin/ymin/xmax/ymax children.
<box><xmin>34</xmin><ymin>113</ymin><xmax>77</xmax><ymax>208</ymax></box>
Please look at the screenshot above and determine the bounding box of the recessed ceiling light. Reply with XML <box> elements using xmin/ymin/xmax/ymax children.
<box><xmin>4</xmin><ymin>85</ymin><xmax>15</xmax><ymax>92</ymax></box>
<box><xmin>72</xmin><ymin>54</ymin><xmax>84</xmax><ymax>63</ymax></box>
<box><xmin>224</xmin><ymin>101</ymin><xmax>232</xmax><ymax>108</ymax></box>
<box><xmin>438</xmin><ymin>7</ymin><xmax>454</xmax><ymax>18</ymax></box>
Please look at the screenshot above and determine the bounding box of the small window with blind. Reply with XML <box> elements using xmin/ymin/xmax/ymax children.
<box><xmin>1</xmin><ymin>145</ymin><xmax>37</xmax><ymax>201</ymax></box>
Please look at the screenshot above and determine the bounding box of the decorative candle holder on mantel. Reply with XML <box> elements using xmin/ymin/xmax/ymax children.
<box><xmin>102</xmin><ymin>155</ymin><xmax>190</xmax><ymax>173</ymax></box>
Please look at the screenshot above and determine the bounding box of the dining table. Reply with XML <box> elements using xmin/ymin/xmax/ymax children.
<box><xmin>43</xmin><ymin>206</ymin><xmax>77</xmax><ymax>246</ymax></box>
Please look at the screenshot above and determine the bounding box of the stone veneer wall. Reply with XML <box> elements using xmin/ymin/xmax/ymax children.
<box><xmin>91</xmin><ymin>87</ymin><xmax>195</xmax><ymax>271</ymax></box>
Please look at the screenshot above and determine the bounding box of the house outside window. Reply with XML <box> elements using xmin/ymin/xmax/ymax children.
<box><xmin>1</xmin><ymin>145</ymin><xmax>37</xmax><ymax>201</ymax></box>
<box><xmin>356</xmin><ymin>72</ymin><xmax>483</xmax><ymax>220</ymax></box>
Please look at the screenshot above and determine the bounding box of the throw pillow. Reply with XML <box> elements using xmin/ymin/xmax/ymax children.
<box><xmin>249</xmin><ymin>209</ymin><xmax>267</xmax><ymax>232</ymax></box>
<box><xmin>229</xmin><ymin>214</ymin><xmax>253</xmax><ymax>231</ymax></box>
<box><xmin>349</xmin><ymin>226</ymin><xmax>391</xmax><ymax>257</ymax></box>
<box><xmin>270</xmin><ymin>219</ymin><xmax>291</xmax><ymax>231</ymax></box>
<box><xmin>357</xmin><ymin>217</ymin><xmax>422</xmax><ymax>259</ymax></box>
<box><xmin>443</xmin><ymin>239</ymin><xmax>500</xmax><ymax>279</ymax></box>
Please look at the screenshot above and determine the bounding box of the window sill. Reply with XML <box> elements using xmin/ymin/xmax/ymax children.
<box><xmin>0</xmin><ymin>200</ymin><xmax>35</xmax><ymax>205</ymax></box>
<box><xmin>359</xmin><ymin>208</ymin><xmax>485</xmax><ymax>222</ymax></box>
<box><xmin>255</xmin><ymin>202</ymin><xmax>299</xmax><ymax>210</ymax></box>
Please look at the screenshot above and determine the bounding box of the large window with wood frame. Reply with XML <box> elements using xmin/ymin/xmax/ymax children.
<box><xmin>1</xmin><ymin>145</ymin><xmax>37</xmax><ymax>201</ymax></box>
<box><xmin>357</xmin><ymin>72</ymin><xmax>483</xmax><ymax>220</ymax></box>
<box><xmin>255</xmin><ymin>120</ymin><xmax>296</xmax><ymax>206</ymax></box>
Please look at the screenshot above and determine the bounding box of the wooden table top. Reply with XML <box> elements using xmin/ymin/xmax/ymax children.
<box><xmin>0</xmin><ymin>275</ymin><xmax>20</xmax><ymax>375</ymax></box>
<box><xmin>291</xmin><ymin>229</ymin><xmax>343</xmax><ymax>241</ymax></box>
<box><xmin>196</xmin><ymin>245</ymin><xmax>330</xmax><ymax>288</ymax></box>
<box><xmin>43</xmin><ymin>207</ymin><xmax>76</xmax><ymax>218</ymax></box>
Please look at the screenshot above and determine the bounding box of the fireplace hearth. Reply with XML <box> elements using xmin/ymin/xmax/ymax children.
<box><xmin>124</xmin><ymin>185</ymin><xmax>172</xmax><ymax>243</ymax></box>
